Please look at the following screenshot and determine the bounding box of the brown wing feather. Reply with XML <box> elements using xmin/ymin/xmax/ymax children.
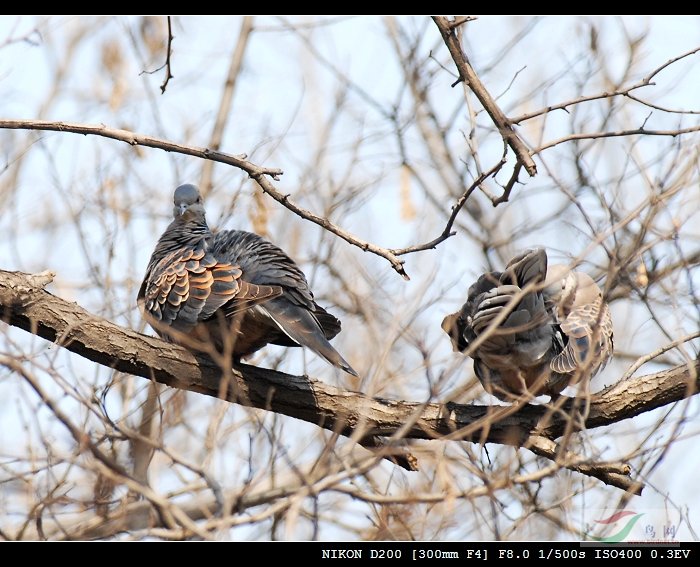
<box><xmin>551</xmin><ymin>296</ymin><xmax>613</xmax><ymax>376</ymax></box>
<box><xmin>141</xmin><ymin>245</ymin><xmax>281</xmax><ymax>333</ymax></box>
<box><xmin>221</xmin><ymin>280</ymin><xmax>283</xmax><ymax>317</ymax></box>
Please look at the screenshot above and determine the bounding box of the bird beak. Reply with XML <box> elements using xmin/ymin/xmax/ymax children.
<box><xmin>178</xmin><ymin>203</ymin><xmax>188</xmax><ymax>216</ymax></box>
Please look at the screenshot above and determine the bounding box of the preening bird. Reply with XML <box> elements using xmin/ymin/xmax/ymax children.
<box><xmin>138</xmin><ymin>184</ymin><xmax>358</xmax><ymax>376</ymax></box>
<box><xmin>442</xmin><ymin>248</ymin><xmax>613</xmax><ymax>400</ymax></box>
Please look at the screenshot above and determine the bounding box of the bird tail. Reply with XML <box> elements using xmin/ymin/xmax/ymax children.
<box><xmin>501</xmin><ymin>248</ymin><xmax>547</xmax><ymax>286</ymax></box>
<box><xmin>261</xmin><ymin>301</ymin><xmax>359</xmax><ymax>376</ymax></box>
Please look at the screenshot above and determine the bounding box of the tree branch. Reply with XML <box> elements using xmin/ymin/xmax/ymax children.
<box><xmin>432</xmin><ymin>16</ymin><xmax>537</xmax><ymax>177</ymax></box>
<box><xmin>0</xmin><ymin>119</ymin><xmax>410</xmax><ymax>279</ymax></box>
<box><xmin>534</xmin><ymin>124</ymin><xmax>700</xmax><ymax>154</ymax></box>
<box><xmin>389</xmin><ymin>158</ymin><xmax>506</xmax><ymax>256</ymax></box>
<box><xmin>0</xmin><ymin>119</ymin><xmax>282</xmax><ymax>178</ymax></box>
<box><xmin>159</xmin><ymin>16</ymin><xmax>174</xmax><ymax>94</ymax></box>
<box><xmin>139</xmin><ymin>16</ymin><xmax>175</xmax><ymax>94</ymax></box>
<box><xmin>4</xmin><ymin>269</ymin><xmax>697</xmax><ymax>494</ymax></box>
<box><xmin>252</xmin><ymin>175</ymin><xmax>409</xmax><ymax>280</ymax></box>
<box><xmin>510</xmin><ymin>45</ymin><xmax>700</xmax><ymax>124</ymax></box>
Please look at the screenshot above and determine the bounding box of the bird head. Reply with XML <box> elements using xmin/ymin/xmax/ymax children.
<box><xmin>545</xmin><ymin>265</ymin><xmax>601</xmax><ymax>318</ymax></box>
<box><xmin>173</xmin><ymin>184</ymin><xmax>206</xmax><ymax>223</ymax></box>
<box><xmin>544</xmin><ymin>265</ymin><xmax>573</xmax><ymax>316</ymax></box>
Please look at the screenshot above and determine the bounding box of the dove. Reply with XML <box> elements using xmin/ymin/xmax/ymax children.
<box><xmin>138</xmin><ymin>184</ymin><xmax>358</xmax><ymax>376</ymax></box>
<box><xmin>442</xmin><ymin>248</ymin><xmax>613</xmax><ymax>400</ymax></box>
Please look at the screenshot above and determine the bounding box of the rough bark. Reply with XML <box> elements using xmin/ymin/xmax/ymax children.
<box><xmin>2</xmin><ymin>268</ymin><xmax>697</xmax><ymax>494</ymax></box>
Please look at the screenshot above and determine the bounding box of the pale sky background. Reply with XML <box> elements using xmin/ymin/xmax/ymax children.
<box><xmin>0</xmin><ymin>16</ymin><xmax>699</xmax><ymax>540</ymax></box>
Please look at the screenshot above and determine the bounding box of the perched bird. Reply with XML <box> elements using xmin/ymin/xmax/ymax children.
<box><xmin>442</xmin><ymin>248</ymin><xmax>613</xmax><ymax>400</ymax></box>
<box><xmin>138</xmin><ymin>184</ymin><xmax>358</xmax><ymax>376</ymax></box>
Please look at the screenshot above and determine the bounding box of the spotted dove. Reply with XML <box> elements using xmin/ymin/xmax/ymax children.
<box><xmin>442</xmin><ymin>248</ymin><xmax>613</xmax><ymax>399</ymax></box>
<box><xmin>138</xmin><ymin>184</ymin><xmax>358</xmax><ymax>376</ymax></box>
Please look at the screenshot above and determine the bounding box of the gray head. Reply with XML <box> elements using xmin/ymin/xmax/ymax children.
<box><xmin>173</xmin><ymin>184</ymin><xmax>206</xmax><ymax>222</ymax></box>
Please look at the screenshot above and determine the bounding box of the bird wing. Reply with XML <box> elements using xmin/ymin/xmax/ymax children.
<box><xmin>442</xmin><ymin>271</ymin><xmax>501</xmax><ymax>352</ymax></box>
<box><xmin>210</xmin><ymin>230</ymin><xmax>355</xmax><ymax>374</ymax></box>
<box><xmin>551</xmin><ymin>302</ymin><xmax>612</xmax><ymax>376</ymax></box>
<box><xmin>550</xmin><ymin>285</ymin><xmax>613</xmax><ymax>376</ymax></box>
<box><xmin>211</xmin><ymin>230</ymin><xmax>341</xmax><ymax>338</ymax></box>
<box><xmin>500</xmin><ymin>248</ymin><xmax>547</xmax><ymax>287</ymax></box>
<box><xmin>139</xmin><ymin>242</ymin><xmax>281</xmax><ymax>332</ymax></box>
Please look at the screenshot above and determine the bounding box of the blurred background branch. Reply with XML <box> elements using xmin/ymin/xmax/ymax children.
<box><xmin>1</xmin><ymin>16</ymin><xmax>699</xmax><ymax>541</ymax></box>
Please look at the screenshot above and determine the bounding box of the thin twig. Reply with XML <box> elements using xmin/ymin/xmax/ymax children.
<box><xmin>620</xmin><ymin>332</ymin><xmax>700</xmax><ymax>381</ymax></box>
<box><xmin>139</xmin><ymin>17</ymin><xmax>175</xmax><ymax>93</ymax></box>
<box><xmin>449</xmin><ymin>16</ymin><xmax>477</xmax><ymax>30</ymax></box>
<box><xmin>511</xmin><ymin>45</ymin><xmax>700</xmax><ymax>124</ymax></box>
<box><xmin>160</xmin><ymin>17</ymin><xmax>174</xmax><ymax>93</ymax></box>
<box><xmin>534</xmin><ymin>124</ymin><xmax>700</xmax><ymax>154</ymax></box>
<box><xmin>390</xmin><ymin>158</ymin><xmax>506</xmax><ymax>256</ymax></box>
<box><xmin>626</xmin><ymin>92</ymin><xmax>700</xmax><ymax>115</ymax></box>
<box><xmin>492</xmin><ymin>161</ymin><xmax>523</xmax><ymax>206</ymax></box>
<box><xmin>252</xmin><ymin>174</ymin><xmax>409</xmax><ymax>279</ymax></box>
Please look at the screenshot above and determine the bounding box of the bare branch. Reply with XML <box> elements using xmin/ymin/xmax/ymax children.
<box><xmin>139</xmin><ymin>16</ymin><xmax>175</xmax><ymax>94</ymax></box>
<box><xmin>0</xmin><ymin>119</ymin><xmax>281</xmax><ymax>177</ymax></box>
<box><xmin>625</xmin><ymin>93</ymin><xmax>700</xmax><ymax>115</ymax></box>
<box><xmin>159</xmin><ymin>16</ymin><xmax>174</xmax><ymax>94</ymax></box>
<box><xmin>390</xmin><ymin>158</ymin><xmax>506</xmax><ymax>256</ymax></box>
<box><xmin>0</xmin><ymin>119</ymin><xmax>411</xmax><ymax>279</ymax></box>
<box><xmin>449</xmin><ymin>16</ymin><xmax>477</xmax><ymax>30</ymax></box>
<box><xmin>0</xmin><ymin>25</ymin><xmax>41</xmax><ymax>49</ymax></box>
<box><xmin>252</xmin><ymin>175</ymin><xmax>409</xmax><ymax>280</ymax></box>
<box><xmin>492</xmin><ymin>161</ymin><xmax>522</xmax><ymax>206</ymax></box>
<box><xmin>511</xmin><ymin>45</ymin><xmax>700</xmax><ymax>124</ymax></box>
<box><xmin>526</xmin><ymin>435</ymin><xmax>642</xmax><ymax>495</ymax></box>
<box><xmin>432</xmin><ymin>16</ymin><xmax>537</xmax><ymax>177</ymax></box>
<box><xmin>534</xmin><ymin>124</ymin><xmax>700</xmax><ymax>154</ymax></box>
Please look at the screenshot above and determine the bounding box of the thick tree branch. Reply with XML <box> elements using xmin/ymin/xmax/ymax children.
<box><xmin>432</xmin><ymin>16</ymin><xmax>537</xmax><ymax>177</ymax></box>
<box><xmin>4</xmin><ymin>269</ymin><xmax>698</xmax><ymax>494</ymax></box>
